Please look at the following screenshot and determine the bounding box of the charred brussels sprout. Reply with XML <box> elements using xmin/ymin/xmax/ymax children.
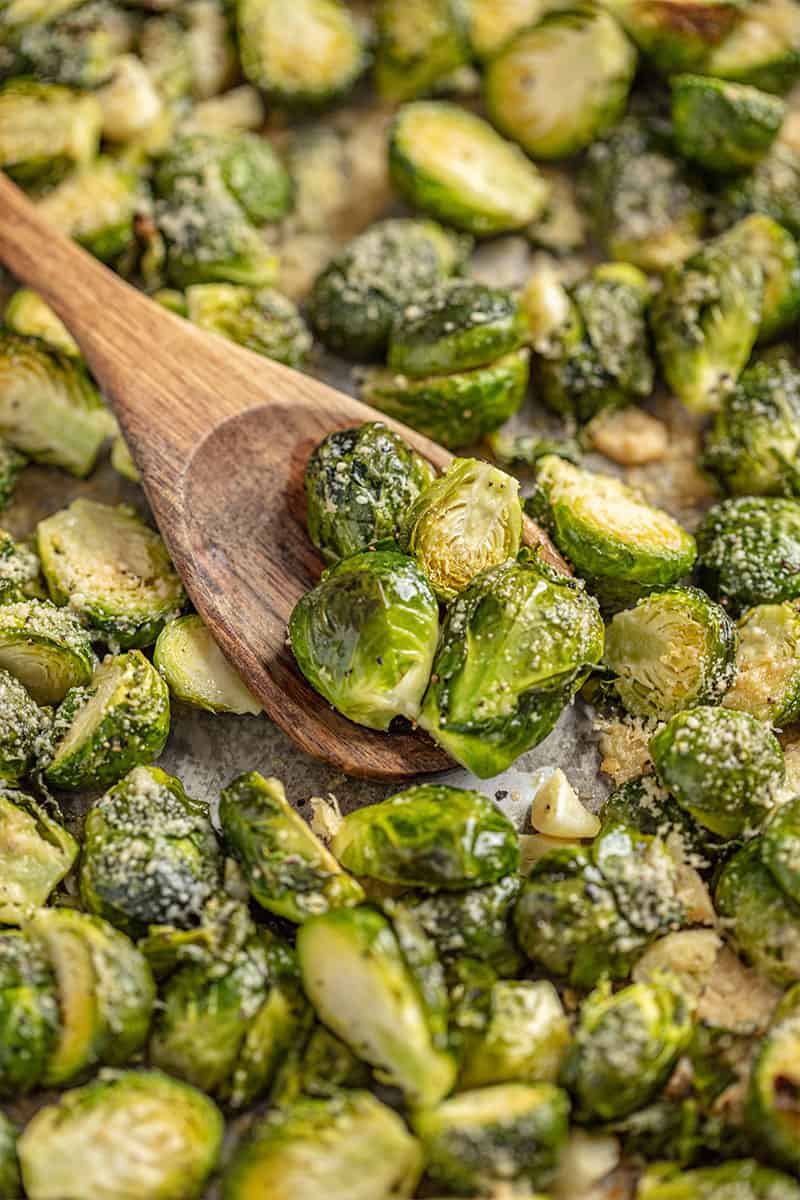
<box><xmin>18</xmin><ymin>1069</ymin><xmax>223</xmax><ymax>1200</ymax></box>
<box><xmin>715</xmin><ymin>839</ymin><xmax>800</xmax><ymax>987</ymax></box>
<box><xmin>0</xmin><ymin>79</ymin><xmax>101</xmax><ymax>185</ymax></box>
<box><xmin>603</xmin><ymin>586</ymin><xmax>737</xmax><ymax>719</ymax></box>
<box><xmin>80</xmin><ymin>765</ymin><xmax>221</xmax><ymax>937</ymax></box>
<box><xmin>420</xmin><ymin>554</ymin><xmax>604</xmax><ymax>778</ymax></box>
<box><xmin>484</xmin><ymin>8</ymin><xmax>636</xmax><ymax>160</ymax></box>
<box><xmin>715</xmin><ymin>142</ymin><xmax>800</xmax><ymax>240</ymax></box>
<box><xmin>331</xmin><ymin>784</ymin><xmax>519</xmax><ymax>890</ymax></box>
<box><xmin>289</xmin><ymin>550</ymin><xmax>439</xmax><ymax>731</ymax></box>
<box><xmin>705</xmin><ymin>0</ymin><xmax>800</xmax><ymax>92</ymax></box>
<box><xmin>532</xmin><ymin>455</ymin><xmax>696</xmax><ymax>608</ymax></box>
<box><xmin>219</xmin><ymin>771</ymin><xmax>363</xmax><ymax>922</ymax></box>
<box><xmin>724</xmin><ymin>601</ymin><xmax>800</xmax><ymax>725</ymax></box>
<box><xmin>375</xmin><ymin>0</ymin><xmax>468</xmax><ymax>102</ymax></box>
<box><xmin>0</xmin><ymin>789</ymin><xmax>77</xmax><ymax>917</ymax></box>
<box><xmin>0</xmin><ymin>930</ymin><xmax>58</xmax><ymax>1096</ymax></box>
<box><xmin>154</xmin><ymin>615</ymin><xmax>261</xmax><ymax>714</ymax></box>
<box><xmin>389</xmin><ymin>102</ymin><xmax>549</xmax><ymax>237</ymax></box>
<box><xmin>35</xmin><ymin>158</ymin><xmax>143</xmax><ymax>264</ymax></box>
<box><xmin>3</xmin><ymin>290</ymin><xmax>78</xmax><ymax>357</ymax></box>
<box><xmin>413</xmin><ymin>1083</ymin><xmax>569</xmax><ymax>1194</ymax></box>
<box><xmin>38</xmin><ymin>499</ymin><xmax>185</xmax><ymax>649</ymax></box>
<box><xmin>44</xmin><ymin>650</ymin><xmax>170</xmax><ymax>792</ymax></box>
<box><xmin>638</xmin><ymin>1160</ymin><xmax>800</xmax><ymax>1199</ymax></box>
<box><xmin>185</xmin><ymin>284</ymin><xmax>310</xmax><ymax>367</ymax></box>
<box><xmin>402</xmin><ymin>458</ymin><xmax>521</xmax><ymax>601</ymax></box>
<box><xmin>601</xmin><ymin>0</ymin><xmax>742</xmax><ymax>72</ymax></box>
<box><xmin>695</xmin><ymin>496</ymin><xmax>800</xmax><ymax>610</ymax></box>
<box><xmin>408</xmin><ymin>874</ymin><xmax>523</xmax><ymax>975</ymax></box>
<box><xmin>747</xmin><ymin>987</ymin><xmax>800</xmax><ymax>1171</ymax></box>
<box><xmin>0</xmin><ymin>671</ymin><xmax>50</xmax><ymax>782</ymax></box>
<box><xmin>223</xmin><ymin>1091</ymin><xmax>422</xmax><ymax>1200</ymax></box>
<box><xmin>154</xmin><ymin>131</ymin><xmax>292</xmax><ymax>226</ymax></box>
<box><xmin>297</xmin><ymin>905</ymin><xmax>456</xmax><ymax>1105</ymax></box>
<box><xmin>459</xmin><ymin>979</ymin><xmax>571</xmax><ymax>1089</ymax></box>
<box><xmin>0</xmin><ymin>599</ymin><xmax>94</xmax><ymax>705</ymax></box>
<box><xmin>671</xmin><ymin>75</ymin><xmax>785</xmax><ymax>172</ymax></box>
<box><xmin>0</xmin><ymin>1114</ymin><xmax>18</xmax><ymax>1200</ymax></box>
<box><xmin>304</xmin><ymin>422</ymin><xmax>434</xmax><ymax>565</ymax></box>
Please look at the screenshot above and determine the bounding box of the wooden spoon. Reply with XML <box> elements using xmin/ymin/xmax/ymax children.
<box><xmin>0</xmin><ymin>172</ymin><xmax>566</xmax><ymax>779</ymax></box>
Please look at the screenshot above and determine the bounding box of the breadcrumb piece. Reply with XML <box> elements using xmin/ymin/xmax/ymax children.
<box><xmin>588</xmin><ymin>407</ymin><xmax>668</xmax><ymax>467</ymax></box>
<box><xmin>623</xmin><ymin>397</ymin><xmax>718</xmax><ymax>529</ymax></box>
<box><xmin>308</xmin><ymin>793</ymin><xmax>343</xmax><ymax>842</ymax></box>
<box><xmin>595</xmin><ymin>714</ymin><xmax>655</xmax><ymax>785</ymax></box>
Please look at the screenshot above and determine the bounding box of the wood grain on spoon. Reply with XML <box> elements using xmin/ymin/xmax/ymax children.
<box><xmin>0</xmin><ymin>171</ymin><xmax>568</xmax><ymax>780</ymax></box>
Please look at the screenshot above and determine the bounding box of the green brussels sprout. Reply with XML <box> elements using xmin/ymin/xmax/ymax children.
<box><xmin>715</xmin><ymin>839</ymin><xmax>800</xmax><ymax>987</ymax></box>
<box><xmin>35</xmin><ymin>158</ymin><xmax>144</xmax><ymax>264</ymax></box>
<box><xmin>761</xmin><ymin>795</ymin><xmax>800</xmax><ymax>905</ymax></box>
<box><xmin>153</xmin><ymin>615</ymin><xmax>261</xmax><ymax>714</ymax></box>
<box><xmin>8</xmin><ymin>0</ymin><xmax>133</xmax><ymax>89</ymax></box>
<box><xmin>600</xmin><ymin>0</ymin><xmax>742</xmax><ymax>72</ymax></box>
<box><xmin>695</xmin><ymin>496</ymin><xmax>800</xmax><ymax>610</ymax></box>
<box><xmin>402</xmin><ymin>458</ymin><xmax>521</xmax><ymax>601</ymax></box>
<box><xmin>80</xmin><ymin>765</ymin><xmax>221</xmax><ymax>937</ymax></box>
<box><xmin>592</xmin><ymin>819</ymin><xmax>689</xmax><ymax>935</ymax></box>
<box><xmin>715</xmin><ymin>142</ymin><xmax>800</xmax><ymax>239</ymax></box>
<box><xmin>412</xmin><ymin>1083</ymin><xmax>569</xmax><ymax>1194</ymax></box>
<box><xmin>0</xmin><ymin>929</ymin><xmax>58</xmax><ymax>1096</ymax></box>
<box><xmin>532</xmin><ymin>455</ymin><xmax>697</xmax><ymax>608</ymax></box>
<box><xmin>362</xmin><ymin>350</ymin><xmax>530</xmax><ymax>451</ymax></box>
<box><xmin>600</xmin><ymin>776</ymin><xmax>713</xmax><ymax>863</ymax></box>
<box><xmin>228</xmin><ymin>961</ymin><xmax>313</xmax><ymax>1109</ymax></box>
<box><xmin>3</xmin><ymin>289</ymin><xmax>79</xmax><ymax>357</ymax></box>
<box><xmin>420</xmin><ymin>553</ymin><xmax>604</xmax><ymax>777</ymax></box>
<box><xmin>0</xmin><ymin>670</ymin><xmax>51</xmax><ymax>782</ymax></box>
<box><xmin>728</xmin><ymin>214</ymin><xmax>800</xmax><ymax>342</ymax></box>
<box><xmin>277</xmin><ymin>1023</ymin><xmax>370</xmax><ymax>1101</ymax></box>
<box><xmin>0</xmin><ymin>789</ymin><xmax>77</xmax><ymax>918</ymax></box>
<box><xmin>184</xmin><ymin>284</ymin><xmax>311</xmax><ymax>367</ymax></box>
<box><xmin>304</xmin><ymin>422</ymin><xmax>435</xmax><ymax>566</ymax></box>
<box><xmin>297</xmin><ymin>905</ymin><xmax>456</xmax><ymax>1106</ymax></box>
<box><xmin>638</xmin><ymin>1160</ymin><xmax>800</xmax><ymax>1199</ymax></box>
<box><xmin>154</xmin><ymin>131</ymin><xmax>292</xmax><ymax>226</ymax></box>
<box><xmin>0</xmin><ymin>79</ymin><xmax>101</xmax><ymax>185</ymax></box>
<box><xmin>459</xmin><ymin>979</ymin><xmax>571</xmax><ymax>1089</ymax></box>
<box><xmin>0</xmin><ymin>332</ymin><xmax>112</xmax><ymax>477</ymax></box>
<box><xmin>603</xmin><ymin>586</ymin><xmax>737</xmax><ymax>719</ymax></box>
<box><xmin>110</xmin><ymin>436</ymin><xmax>139</xmax><ymax>483</ymax></box>
<box><xmin>561</xmin><ymin>979</ymin><xmax>692</xmax><ymax>1121</ymax></box>
<box><xmin>375</xmin><ymin>0</ymin><xmax>468</xmax><ymax>102</ymax></box>
<box><xmin>407</xmin><ymin>873</ymin><xmax>523</xmax><ymax>975</ymax></box>
<box><xmin>389</xmin><ymin>102</ymin><xmax>549</xmax><ymax>237</ymax></box>
<box><xmin>18</xmin><ymin>1069</ymin><xmax>223</xmax><ymax>1200</ymax></box>
<box><xmin>157</xmin><ymin>181</ymin><xmax>279</xmax><ymax>289</ymax></box>
<box><xmin>37</xmin><ymin>499</ymin><xmax>185</xmax><ymax>649</ymax></box>
<box><xmin>0</xmin><ymin>1113</ymin><xmax>18</xmax><ymax>1200</ymax></box>
<box><xmin>463</xmin><ymin>0</ymin><xmax>548</xmax><ymax>59</ymax></box>
<box><xmin>705</xmin><ymin>0</ymin><xmax>800</xmax><ymax>92</ymax></box>
<box><xmin>307</xmin><ymin>218</ymin><xmax>469</xmax><ymax>360</ymax></box>
<box><xmin>447</xmin><ymin>955</ymin><xmax>498</xmax><ymax>1058</ymax></box>
<box><xmin>724</xmin><ymin>602</ymin><xmax>800</xmax><ymax>725</ymax></box>
<box><xmin>289</xmin><ymin>549</ymin><xmax>439</xmax><ymax>731</ymax></box>
<box><xmin>219</xmin><ymin>771</ymin><xmax>364</xmax><ymax>922</ymax></box>
<box><xmin>747</xmin><ymin>986</ymin><xmax>800</xmax><ymax>1171</ymax></box>
<box><xmin>0</xmin><ymin>599</ymin><xmax>94</xmax><ymax>705</ymax></box>
<box><xmin>671</xmin><ymin>74</ymin><xmax>786</xmax><ymax>172</ymax></box>
<box><xmin>332</xmin><ymin>784</ymin><xmax>519</xmax><ymax>890</ymax></box>
<box><xmin>223</xmin><ymin>1091</ymin><xmax>422</xmax><ymax>1200</ymax></box>
<box><xmin>44</xmin><ymin>650</ymin><xmax>171</xmax><ymax>792</ymax></box>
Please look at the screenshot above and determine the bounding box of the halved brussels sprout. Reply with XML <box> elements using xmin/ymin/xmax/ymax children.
<box><xmin>0</xmin><ymin>332</ymin><xmax>112</xmax><ymax>477</ymax></box>
<box><xmin>603</xmin><ymin>586</ymin><xmax>737</xmax><ymax>719</ymax></box>
<box><xmin>0</xmin><ymin>669</ymin><xmax>51</xmax><ymax>782</ymax></box>
<box><xmin>362</xmin><ymin>350</ymin><xmax>530</xmax><ymax>451</ymax></box>
<box><xmin>638</xmin><ymin>1160</ymin><xmax>800</xmax><ymax>1199</ymax></box>
<box><xmin>724</xmin><ymin>602</ymin><xmax>800</xmax><ymax>725</ymax></box>
<box><xmin>402</xmin><ymin>458</ymin><xmax>521</xmax><ymax>601</ymax></box>
<box><xmin>304</xmin><ymin>422</ymin><xmax>435</xmax><ymax>566</ymax></box>
<box><xmin>289</xmin><ymin>549</ymin><xmax>439</xmax><ymax>731</ymax></box>
<box><xmin>705</xmin><ymin>0</ymin><xmax>800</xmax><ymax>91</ymax></box>
<box><xmin>0</xmin><ymin>79</ymin><xmax>101</xmax><ymax>185</ymax></box>
<box><xmin>715</xmin><ymin>839</ymin><xmax>800</xmax><ymax>988</ymax></box>
<box><xmin>747</xmin><ymin>989</ymin><xmax>800</xmax><ymax>1171</ymax></box>
<box><xmin>420</xmin><ymin>553</ymin><xmax>604</xmax><ymax>777</ymax></box>
<box><xmin>185</xmin><ymin>284</ymin><xmax>310</xmax><ymax>368</ymax></box>
<box><xmin>18</xmin><ymin>1069</ymin><xmax>223</xmax><ymax>1200</ymax></box>
<box><xmin>0</xmin><ymin>1113</ymin><xmax>18</xmax><ymax>1200</ymax></box>
<box><xmin>238</xmin><ymin>0</ymin><xmax>366</xmax><ymax>105</ymax></box>
<box><xmin>277</xmin><ymin>1023</ymin><xmax>370</xmax><ymax>1102</ymax></box>
<box><xmin>671</xmin><ymin>74</ymin><xmax>785</xmax><ymax>172</ymax></box>
<box><xmin>408</xmin><ymin>874</ymin><xmax>523</xmax><ymax>976</ymax></box>
<box><xmin>715</xmin><ymin>142</ymin><xmax>800</xmax><ymax>239</ymax></box>
<box><xmin>532</xmin><ymin>455</ymin><xmax>697</xmax><ymax>608</ymax></box>
<box><xmin>38</xmin><ymin>499</ymin><xmax>185</xmax><ymax>649</ymax></box>
<box><xmin>297</xmin><ymin>905</ymin><xmax>456</xmax><ymax>1106</ymax></box>
<box><xmin>219</xmin><ymin>771</ymin><xmax>364</xmax><ymax>922</ymax></box>
<box><xmin>463</xmin><ymin>0</ymin><xmax>548</xmax><ymax>58</ymax></box>
<box><xmin>484</xmin><ymin>8</ymin><xmax>637</xmax><ymax>160</ymax></box>
<box><xmin>35</xmin><ymin>158</ymin><xmax>145</xmax><ymax>264</ymax></box>
<box><xmin>389</xmin><ymin>102</ymin><xmax>548</xmax><ymax>237</ymax></box>
<box><xmin>228</xmin><ymin>965</ymin><xmax>314</xmax><ymax>1110</ymax></box>
<box><xmin>154</xmin><ymin>615</ymin><xmax>261</xmax><ymax>715</ymax></box>
<box><xmin>223</xmin><ymin>1091</ymin><xmax>422</xmax><ymax>1200</ymax></box>
<box><xmin>761</xmin><ymin>795</ymin><xmax>800</xmax><ymax>905</ymax></box>
<box><xmin>601</xmin><ymin>0</ymin><xmax>742</xmax><ymax>72</ymax></box>
<box><xmin>0</xmin><ymin>930</ymin><xmax>58</xmax><ymax>1096</ymax></box>
<box><xmin>154</xmin><ymin>131</ymin><xmax>292</xmax><ymax>226</ymax></box>
<box><xmin>695</xmin><ymin>496</ymin><xmax>800</xmax><ymax>610</ymax></box>
<box><xmin>44</xmin><ymin>650</ymin><xmax>170</xmax><ymax>792</ymax></box>
<box><xmin>332</xmin><ymin>784</ymin><xmax>519</xmax><ymax>890</ymax></box>
<box><xmin>375</xmin><ymin>0</ymin><xmax>468</xmax><ymax>102</ymax></box>
<box><xmin>4</xmin><ymin>290</ymin><xmax>79</xmax><ymax>357</ymax></box>
<box><xmin>80</xmin><ymin>765</ymin><xmax>221</xmax><ymax>937</ymax></box>
<box><xmin>459</xmin><ymin>979</ymin><xmax>571</xmax><ymax>1089</ymax></box>
<box><xmin>157</xmin><ymin>182</ymin><xmax>279</xmax><ymax>289</ymax></box>
<box><xmin>0</xmin><ymin>789</ymin><xmax>77</xmax><ymax>918</ymax></box>
<box><xmin>561</xmin><ymin>979</ymin><xmax>692</xmax><ymax>1121</ymax></box>
<box><xmin>0</xmin><ymin>599</ymin><xmax>94</xmax><ymax>705</ymax></box>
<box><xmin>412</xmin><ymin>1083</ymin><xmax>569</xmax><ymax>1195</ymax></box>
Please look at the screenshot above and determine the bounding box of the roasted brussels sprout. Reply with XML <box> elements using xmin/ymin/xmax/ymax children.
<box><xmin>0</xmin><ymin>79</ymin><xmax>101</xmax><ymax>185</ymax></box>
<box><xmin>238</xmin><ymin>0</ymin><xmax>366</xmax><ymax>105</ymax></box>
<box><xmin>420</xmin><ymin>554</ymin><xmax>604</xmax><ymax>778</ymax></box>
<box><xmin>463</xmin><ymin>0</ymin><xmax>545</xmax><ymax>59</ymax></box>
<box><xmin>724</xmin><ymin>602</ymin><xmax>800</xmax><ymax>725</ymax></box>
<box><xmin>0</xmin><ymin>599</ymin><xmax>94</xmax><ymax>705</ymax></box>
<box><xmin>297</xmin><ymin>905</ymin><xmax>456</xmax><ymax>1105</ymax></box>
<box><xmin>715</xmin><ymin>142</ymin><xmax>800</xmax><ymax>239</ymax></box>
<box><xmin>705</xmin><ymin>0</ymin><xmax>800</xmax><ymax>92</ymax></box>
<box><xmin>44</xmin><ymin>650</ymin><xmax>170</xmax><ymax>792</ymax></box>
<box><xmin>715</xmin><ymin>838</ymin><xmax>800</xmax><ymax>987</ymax></box>
<box><xmin>38</xmin><ymin>499</ymin><xmax>185</xmax><ymax>649</ymax></box>
<box><xmin>532</xmin><ymin>455</ymin><xmax>697</xmax><ymax>608</ymax></box>
<box><xmin>184</xmin><ymin>284</ymin><xmax>310</xmax><ymax>367</ymax></box>
<box><xmin>0</xmin><ymin>789</ymin><xmax>77</xmax><ymax>918</ymax></box>
<box><xmin>601</xmin><ymin>776</ymin><xmax>710</xmax><ymax>862</ymax></box>
<box><xmin>220</xmin><ymin>771</ymin><xmax>363</xmax><ymax>922</ymax></box>
<box><xmin>0</xmin><ymin>332</ymin><xmax>112</xmax><ymax>477</ymax></box>
<box><xmin>223</xmin><ymin>1091</ymin><xmax>422</xmax><ymax>1200</ymax></box>
<box><xmin>0</xmin><ymin>671</ymin><xmax>50</xmax><ymax>782</ymax></box>
<box><xmin>731</xmin><ymin>214</ymin><xmax>800</xmax><ymax>342</ymax></box>
<box><xmin>95</xmin><ymin>53</ymin><xmax>163</xmax><ymax>143</ymax></box>
<box><xmin>603</xmin><ymin>586</ymin><xmax>737</xmax><ymax>719</ymax></box>
<box><xmin>153</xmin><ymin>615</ymin><xmax>261</xmax><ymax>714</ymax></box>
<box><xmin>154</xmin><ymin>130</ymin><xmax>292</xmax><ymax>226</ymax></box>
<box><xmin>375</xmin><ymin>0</ymin><xmax>468</xmax><ymax>102</ymax></box>
<box><xmin>228</xmin><ymin>962</ymin><xmax>314</xmax><ymax>1110</ymax></box>
<box><xmin>408</xmin><ymin>874</ymin><xmax>523</xmax><ymax>976</ymax></box>
<box><xmin>157</xmin><ymin>182</ymin><xmax>279</xmax><ymax>290</ymax></box>
<box><xmin>459</xmin><ymin>978</ymin><xmax>571</xmax><ymax>1089</ymax></box>
<box><xmin>695</xmin><ymin>496</ymin><xmax>800</xmax><ymax>610</ymax></box>
<box><xmin>413</xmin><ymin>1082</ymin><xmax>569</xmax><ymax>1194</ymax></box>
<box><xmin>747</xmin><ymin>986</ymin><xmax>800</xmax><ymax>1171</ymax></box>
<box><xmin>402</xmin><ymin>458</ymin><xmax>521</xmax><ymax>600</ymax></box>
<box><xmin>0</xmin><ymin>1113</ymin><xmax>18</xmax><ymax>1200</ymax></box>
<box><xmin>304</xmin><ymin>422</ymin><xmax>434</xmax><ymax>565</ymax></box>
<box><xmin>35</xmin><ymin>157</ymin><xmax>143</xmax><ymax>264</ymax></box>
<box><xmin>484</xmin><ymin>8</ymin><xmax>636</xmax><ymax>160</ymax></box>
<box><xmin>601</xmin><ymin>0</ymin><xmax>742</xmax><ymax>72</ymax></box>
<box><xmin>289</xmin><ymin>549</ymin><xmax>439</xmax><ymax>731</ymax></box>
<box><xmin>18</xmin><ymin>1069</ymin><xmax>223</xmax><ymax>1200</ymax></box>
<box><xmin>332</xmin><ymin>784</ymin><xmax>519</xmax><ymax>890</ymax></box>
<box><xmin>3</xmin><ymin>289</ymin><xmax>79</xmax><ymax>357</ymax></box>
<box><xmin>0</xmin><ymin>929</ymin><xmax>58</xmax><ymax>1096</ymax></box>
<box><xmin>761</xmin><ymin>795</ymin><xmax>800</xmax><ymax>905</ymax></box>
<box><xmin>7</xmin><ymin>0</ymin><xmax>134</xmax><ymax>90</ymax></box>
<box><xmin>389</xmin><ymin>102</ymin><xmax>549</xmax><ymax>237</ymax></box>
<box><xmin>671</xmin><ymin>75</ymin><xmax>785</xmax><ymax>172</ymax></box>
